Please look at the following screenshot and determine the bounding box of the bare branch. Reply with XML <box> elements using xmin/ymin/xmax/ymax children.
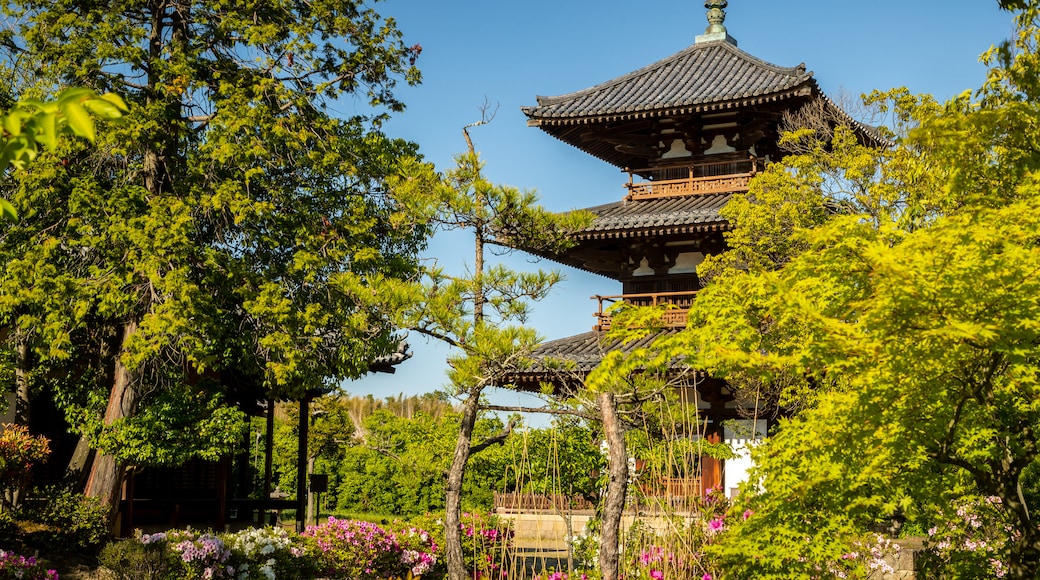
<box><xmin>481</xmin><ymin>404</ymin><xmax>597</xmax><ymax>421</ymax></box>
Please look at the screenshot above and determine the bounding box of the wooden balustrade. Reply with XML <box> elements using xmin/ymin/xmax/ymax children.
<box><xmin>593</xmin><ymin>290</ymin><xmax>698</xmax><ymax>331</ymax></box>
<box><xmin>624</xmin><ymin>157</ymin><xmax>760</xmax><ymax>200</ymax></box>
<box><xmin>494</xmin><ymin>478</ymin><xmax>708</xmax><ymax>515</ymax></box>
<box><xmin>493</xmin><ymin>492</ymin><xmax>596</xmax><ymax>512</ymax></box>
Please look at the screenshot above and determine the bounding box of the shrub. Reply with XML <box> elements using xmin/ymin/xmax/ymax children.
<box><xmin>225</xmin><ymin>526</ymin><xmax>319</xmax><ymax>579</ymax></box>
<box><xmin>407</xmin><ymin>512</ymin><xmax>511</xmax><ymax>579</ymax></box>
<box><xmin>0</xmin><ymin>549</ymin><xmax>58</xmax><ymax>580</ymax></box>
<box><xmin>0</xmin><ymin>424</ymin><xmax>50</xmax><ymax>511</ymax></box>
<box><xmin>99</xmin><ymin>538</ymin><xmax>178</xmax><ymax>580</ymax></box>
<box><xmin>303</xmin><ymin>517</ymin><xmax>407</xmax><ymax>578</ymax></box>
<box><xmin>18</xmin><ymin>486</ymin><xmax>111</xmax><ymax>552</ymax></box>
<box><xmin>918</xmin><ymin>495</ymin><xmax>1012</xmax><ymax>578</ymax></box>
<box><xmin>387</xmin><ymin>523</ymin><xmax>439</xmax><ymax>578</ymax></box>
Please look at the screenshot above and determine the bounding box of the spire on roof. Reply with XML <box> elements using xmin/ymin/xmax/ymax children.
<box><xmin>696</xmin><ymin>0</ymin><xmax>737</xmax><ymax>46</ymax></box>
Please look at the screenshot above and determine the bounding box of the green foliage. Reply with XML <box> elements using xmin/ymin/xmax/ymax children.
<box><xmin>589</xmin><ymin>3</ymin><xmax>1040</xmax><ymax>577</ymax></box>
<box><xmin>16</xmin><ymin>486</ymin><xmax>111</xmax><ymax>553</ymax></box>
<box><xmin>73</xmin><ymin>385</ymin><xmax>247</xmax><ymax>465</ymax></box>
<box><xmin>330</xmin><ymin>409</ymin><xmax>509</xmax><ymax>516</ymax></box>
<box><xmin>0</xmin><ymin>0</ymin><xmax>427</xmax><ymax>469</ymax></box>
<box><xmin>0</xmin><ymin>87</ymin><xmax>128</xmax><ymax>218</ymax></box>
<box><xmin>505</xmin><ymin>417</ymin><xmax>604</xmax><ymax>505</ymax></box>
<box><xmin>99</xmin><ymin>539</ymin><xmax>177</xmax><ymax>580</ymax></box>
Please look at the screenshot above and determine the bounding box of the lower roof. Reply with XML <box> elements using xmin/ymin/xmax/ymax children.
<box><xmin>576</xmin><ymin>193</ymin><xmax>731</xmax><ymax>240</ymax></box>
<box><xmin>506</xmin><ymin>329</ymin><xmax>702</xmax><ymax>389</ymax></box>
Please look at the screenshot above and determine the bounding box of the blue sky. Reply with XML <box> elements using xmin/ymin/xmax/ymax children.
<box><xmin>345</xmin><ymin>1</ymin><xmax>1016</xmax><ymax>405</ymax></box>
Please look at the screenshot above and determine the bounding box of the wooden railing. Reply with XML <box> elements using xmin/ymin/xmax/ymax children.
<box><xmin>494</xmin><ymin>479</ymin><xmax>708</xmax><ymax>515</ymax></box>
<box><xmin>624</xmin><ymin>157</ymin><xmax>760</xmax><ymax>200</ymax></box>
<box><xmin>593</xmin><ymin>291</ymin><xmax>698</xmax><ymax>331</ymax></box>
<box><xmin>493</xmin><ymin>492</ymin><xmax>597</xmax><ymax>512</ymax></box>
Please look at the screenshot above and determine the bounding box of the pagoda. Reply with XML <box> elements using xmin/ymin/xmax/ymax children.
<box><xmin>503</xmin><ymin>1</ymin><xmax>875</xmax><ymax>499</ymax></box>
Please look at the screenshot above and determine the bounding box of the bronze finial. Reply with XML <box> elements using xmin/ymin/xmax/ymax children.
<box><xmin>696</xmin><ymin>0</ymin><xmax>736</xmax><ymax>45</ymax></box>
<box><xmin>704</xmin><ymin>1</ymin><xmax>728</xmax><ymax>35</ymax></box>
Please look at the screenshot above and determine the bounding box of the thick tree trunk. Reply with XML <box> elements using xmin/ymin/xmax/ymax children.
<box><xmin>998</xmin><ymin>473</ymin><xmax>1040</xmax><ymax>580</ymax></box>
<box><xmin>445</xmin><ymin>390</ymin><xmax>481</xmax><ymax>580</ymax></box>
<box><xmin>598</xmin><ymin>392</ymin><xmax>628</xmax><ymax>580</ymax></box>
<box><xmin>65</xmin><ymin>436</ymin><xmax>96</xmax><ymax>487</ymax></box>
<box><xmin>84</xmin><ymin>321</ymin><xmax>138</xmax><ymax>528</ymax></box>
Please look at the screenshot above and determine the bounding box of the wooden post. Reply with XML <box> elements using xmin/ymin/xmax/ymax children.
<box><xmin>259</xmin><ymin>400</ymin><xmax>274</xmax><ymax>523</ymax></box>
<box><xmin>296</xmin><ymin>396</ymin><xmax>310</xmax><ymax>533</ymax></box>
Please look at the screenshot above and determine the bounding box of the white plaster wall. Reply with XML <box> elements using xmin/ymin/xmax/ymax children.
<box><xmin>723</xmin><ymin>419</ymin><xmax>766</xmax><ymax>497</ymax></box>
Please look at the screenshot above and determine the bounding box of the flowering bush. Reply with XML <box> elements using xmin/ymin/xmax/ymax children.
<box><xmin>0</xmin><ymin>549</ymin><xmax>58</xmax><ymax>580</ymax></box>
<box><xmin>919</xmin><ymin>495</ymin><xmax>1011</xmax><ymax>578</ymax></box>
<box><xmin>459</xmin><ymin>512</ymin><xmax>512</xmax><ymax>579</ymax></box>
<box><xmin>531</xmin><ymin>572</ymin><xmax>589</xmax><ymax>580</ymax></box>
<box><xmin>144</xmin><ymin>529</ymin><xmax>235</xmax><ymax>579</ymax></box>
<box><xmin>392</xmin><ymin>525</ymin><xmax>439</xmax><ymax>578</ymax></box>
<box><xmin>0</xmin><ymin>424</ymin><xmax>50</xmax><ymax>511</ymax></box>
<box><xmin>303</xmin><ymin>517</ymin><xmax>409</xmax><ymax>578</ymax></box>
<box><xmin>407</xmin><ymin>512</ymin><xmax>510</xmax><ymax>579</ymax></box>
<box><xmin>226</xmin><ymin>526</ymin><xmax>318</xmax><ymax>580</ymax></box>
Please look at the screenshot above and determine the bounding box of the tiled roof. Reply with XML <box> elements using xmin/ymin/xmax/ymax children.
<box><xmin>508</xmin><ymin>329</ymin><xmax>699</xmax><ymax>387</ymax></box>
<box><xmin>523</xmin><ymin>40</ymin><xmax>814</xmax><ymax>123</ymax></box>
<box><xmin>577</xmin><ymin>193</ymin><xmax>731</xmax><ymax>239</ymax></box>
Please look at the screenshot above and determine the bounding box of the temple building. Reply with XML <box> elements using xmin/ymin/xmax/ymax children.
<box><xmin>500</xmin><ymin>1</ymin><xmax>878</xmax><ymax>501</ymax></box>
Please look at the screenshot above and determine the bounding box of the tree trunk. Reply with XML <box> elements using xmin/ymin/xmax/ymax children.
<box><xmin>1007</xmin><ymin>531</ymin><xmax>1040</xmax><ymax>580</ymax></box>
<box><xmin>84</xmin><ymin>321</ymin><xmax>138</xmax><ymax>529</ymax></box>
<box><xmin>598</xmin><ymin>392</ymin><xmax>628</xmax><ymax>580</ymax></box>
<box><xmin>65</xmin><ymin>436</ymin><xmax>96</xmax><ymax>488</ymax></box>
<box><xmin>445</xmin><ymin>390</ymin><xmax>481</xmax><ymax>580</ymax></box>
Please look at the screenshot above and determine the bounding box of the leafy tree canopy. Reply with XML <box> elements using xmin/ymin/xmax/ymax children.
<box><xmin>590</xmin><ymin>1</ymin><xmax>1040</xmax><ymax>578</ymax></box>
<box><xmin>0</xmin><ymin>0</ymin><xmax>426</xmax><ymax>470</ymax></box>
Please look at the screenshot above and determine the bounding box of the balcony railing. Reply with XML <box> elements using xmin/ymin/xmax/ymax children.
<box><xmin>593</xmin><ymin>291</ymin><xmax>698</xmax><ymax>331</ymax></box>
<box><xmin>624</xmin><ymin>156</ymin><xmax>760</xmax><ymax>201</ymax></box>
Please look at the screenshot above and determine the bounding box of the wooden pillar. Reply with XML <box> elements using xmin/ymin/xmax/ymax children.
<box><xmin>700</xmin><ymin>431</ymin><xmax>723</xmax><ymax>495</ymax></box>
<box><xmin>120</xmin><ymin>470</ymin><xmax>134</xmax><ymax>537</ymax></box>
<box><xmin>259</xmin><ymin>400</ymin><xmax>274</xmax><ymax>522</ymax></box>
<box><xmin>296</xmin><ymin>396</ymin><xmax>310</xmax><ymax>533</ymax></box>
<box><xmin>216</xmin><ymin>456</ymin><xmax>229</xmax><ymax>531</ymax></box>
